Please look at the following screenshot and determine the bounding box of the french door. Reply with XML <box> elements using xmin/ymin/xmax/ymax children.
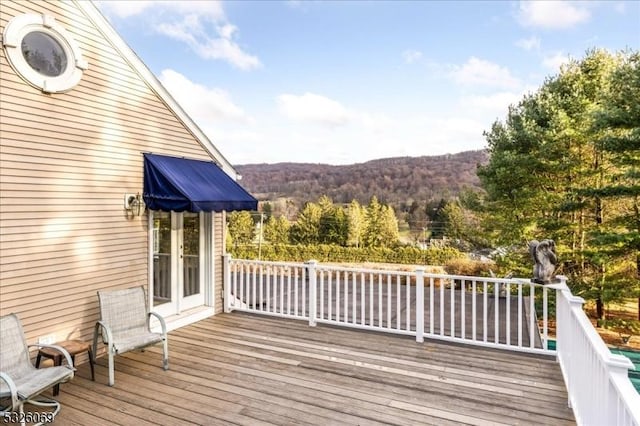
<box><xmin>152</xmin><ymin>211</ymin><xmax>205</xmax><ymax>316</ymax></box>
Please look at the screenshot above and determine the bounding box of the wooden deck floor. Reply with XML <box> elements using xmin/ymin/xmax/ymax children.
<box><xmin>52</xmin><ymin>312</ymin><xmax>574</xmax><ymax>425</ymax></box>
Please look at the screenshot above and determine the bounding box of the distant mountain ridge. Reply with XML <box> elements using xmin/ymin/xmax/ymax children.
<box><xmin>235</xmin><ymin>150</ymin><xmax>489</xmax><ymax>207</ymax></box>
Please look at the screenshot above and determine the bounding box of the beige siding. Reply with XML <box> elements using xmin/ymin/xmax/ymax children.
<box><xmin>214</xmin><ymin>212</ymin><xmax>225</xmax><ymax>314</ymax></box>
<box><xmin>0</xmin><ymin>1</ymin><xmax>228</xmax><ymax>345</ymax></box>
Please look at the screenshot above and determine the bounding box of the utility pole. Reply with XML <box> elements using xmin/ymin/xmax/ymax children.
<box><xmin>258</xmin><ymin>213</ymin><xmax>264</xmax><ymax>260</ymax></box>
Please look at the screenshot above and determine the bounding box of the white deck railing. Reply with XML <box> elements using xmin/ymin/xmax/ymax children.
<box><xmin>223</xmin><ymin>255</ymin><xmax>640</xmax><ymax>425</ymax></box>
<box><xmin>555</xmin><ymin>285</ymin><xmax>640</xmax><ymax>426</ymax></box>
<box><xmin>224</xmin><ymin>256</ymin><xmax>552</xmax><ymax>353</ymax></box>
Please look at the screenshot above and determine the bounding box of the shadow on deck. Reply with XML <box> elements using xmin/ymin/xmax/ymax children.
<box><xmin>53</xmin><ymin>312</ymin><xmax>573</xmax><ymax>425</ymax></box>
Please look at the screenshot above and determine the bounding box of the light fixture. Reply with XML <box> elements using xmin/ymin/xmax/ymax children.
<box><xmin>124</xmin><ymin>193</ymin><xmax>145</xmax><ymax>217</ymax></box>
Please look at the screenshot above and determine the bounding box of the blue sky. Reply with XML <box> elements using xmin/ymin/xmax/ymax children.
<box><xmin>96</xmin><ymin>1</ymin><xmax>640</xmax><ymax>166</ymax></box>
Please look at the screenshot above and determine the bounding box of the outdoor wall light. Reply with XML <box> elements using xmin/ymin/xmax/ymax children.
<box><xmin>124</xmin><ymin>193</ymin><xmax>145</xmax><ymax>216</ymax></box>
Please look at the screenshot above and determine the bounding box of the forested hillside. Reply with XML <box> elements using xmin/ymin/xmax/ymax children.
<box><xmin>236</xmin><ymin>150</ymin><xmax>488</xmax><ymax>207</ymax></box>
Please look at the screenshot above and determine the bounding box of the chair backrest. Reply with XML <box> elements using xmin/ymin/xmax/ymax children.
<box><xmin>97</xmin><ymin>286</ymin><xmax>149</xmax><ymax>339</ymax></box>
<box><xmin>0</xmin><ymin>314</ymin><xmax>34</xmax><ymax>380</ymax></box>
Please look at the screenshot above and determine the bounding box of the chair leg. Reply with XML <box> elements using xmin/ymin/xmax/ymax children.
<box><xmin>108</xmin><ymin>349</ymin><xmax>115</xmax><ymax>386</ymax></box>
<box><xmin>87</xmin><ymin>348</ymin><xmax>95</xmax><ymax>381</ymax></box>
<box><xmin>162</xmin><ymin>338</ymin><xmax>169</xmax><ymax>371</ymax></box>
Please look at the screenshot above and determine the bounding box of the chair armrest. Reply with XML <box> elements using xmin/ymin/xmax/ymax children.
<box><xmin>93</xmin><ymin>320</ymin><xmax>114</xmax><ymax>358</ymax></box>
<box><xmin>28</xmin><ymin>344</ymin><xmax>75</xmax><ymax>372</ymax></box>
<box><xmin>0</xmin><ymin>372</ymin><xmax>19</xmax><ymax>411</ymax></box>
<box><xmin>148</xmin><ymin>311</ymin><xmax>167</xmax><ymax>337</ymax></box>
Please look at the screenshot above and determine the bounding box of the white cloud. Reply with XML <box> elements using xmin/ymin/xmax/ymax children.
<box><xmin>97</xmin><ymin>0</ymin><xmax>260</xmax><ymax>70</ymax></box>
<box><xmin>403</xmin><ymin>49</ymin><xmax>423</xmax><ymax>64</ymax></box>
<box><xmin>159</xmin><ymin>69</ymin><xmax>248</xmax><ymax>122</ymax></box>
<box><xmin>517</xmin><ymin>1</ymin><xmax>591</xmax><ymax>29</ymax></box>
<box><xmin>542</xmin><ymin>51</ymin><xmax>572</xmax><ymax>72</ymax></box>
<box><xmin>277</xmin><ymin>93</ymin><xmax>353</xmax><ymax>127</ymax></box>
<box><xmin>515</xmin><ymin>36</ymin><xmax>541</xmax><ymax>51</ymax></box>
<box><xmin>462</xmin><ymin>92</ymin><xmax>523</xmax><ymax>113</ymax></box>
<box><xmin>450</xmin><ymin>57</ymin><xmax>521</xmax><ymax>89</ymax></box>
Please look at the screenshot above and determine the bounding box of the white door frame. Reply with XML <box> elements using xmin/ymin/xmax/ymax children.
<box><xmin>148</xmin><ymin>211</ymin><xmax>208</xmax><ymax>317</ymax></box>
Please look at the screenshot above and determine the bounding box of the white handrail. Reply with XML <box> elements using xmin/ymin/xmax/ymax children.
<box><xmin>554</xmin><ymin>278</ymin><xmax>640</xmax><ymax>426</ymax></box>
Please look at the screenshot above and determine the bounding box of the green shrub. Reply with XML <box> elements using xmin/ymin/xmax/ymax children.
<box><xmin>229</xmin><ymin>243</ymin><xmax>465</xmax><ymax>266</ymax></box>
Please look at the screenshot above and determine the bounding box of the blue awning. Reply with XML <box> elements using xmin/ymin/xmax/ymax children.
<box><xmin>143</xmin><ymin>153</ymin><xmax>258</xmax><ymax>212</ymax></box>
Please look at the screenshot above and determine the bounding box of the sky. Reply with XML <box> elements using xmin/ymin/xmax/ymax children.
<box><xmin>95</xmin><ymin>0</ymin><xmax>640</xmax><ymax>166</ymax></box>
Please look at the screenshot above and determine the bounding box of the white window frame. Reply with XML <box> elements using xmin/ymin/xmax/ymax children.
<box><xmin>2</xmin><ymin>13</ymin><xmax>88</xmax><ymax>93</ymax></box>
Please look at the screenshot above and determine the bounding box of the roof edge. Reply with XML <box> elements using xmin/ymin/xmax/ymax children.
<box><xmin>74</xmin><ymin>0</ymin><xmax>239</xmax><ymax>180</ymax></box>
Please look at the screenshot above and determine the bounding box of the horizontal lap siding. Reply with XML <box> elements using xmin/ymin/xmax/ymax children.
<box><xmin>214</xmin><ymin>213</ymin><xmax>224</xmax><ymax>314</ymax></box>
<box><xmin>0</xmin><ymin>1</ymin><xmax>220</xmax><ymax>344</ymax></box>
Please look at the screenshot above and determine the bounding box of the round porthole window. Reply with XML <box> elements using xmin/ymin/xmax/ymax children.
<box><xmin>3</xmin><ymin>14</ymin><xmax>88</xmax><ymax>93</ymax></box>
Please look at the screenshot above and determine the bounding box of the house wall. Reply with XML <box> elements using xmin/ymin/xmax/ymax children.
<box><xmin>0</xmin><ymin>0</ymin><xmax>227</xmax><ymax>346</ymax></box>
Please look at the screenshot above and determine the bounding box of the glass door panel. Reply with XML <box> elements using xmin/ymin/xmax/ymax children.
<box><xmin>153</xmin><ymin>212</ymin><xmax>172</xmax><ymax>307</ymax></box>
<box><xmin>182</xmin><ymin>213</ymin><xmax>200</xmax><ymax>298</ymax></box>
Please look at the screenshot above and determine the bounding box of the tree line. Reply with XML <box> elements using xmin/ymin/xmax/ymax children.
<box><xmin>228</xmin><ymin>195</ymin><xmax>400</xmax><ymax>249</ymax></box>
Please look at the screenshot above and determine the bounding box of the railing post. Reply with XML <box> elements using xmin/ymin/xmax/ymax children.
<box><xmin>307</xmin><ymin>260</ymin><xmax>318</xmax><ymax>326</ymax></box>
<box><xmin>223</xmin><ymin>254</ymin><xmax>232</xmax><ymax>313</ymax></box>
<box><xmin>415</xmin><ymin>268</ymin><xmax>424</xmax><ymax>343</ymax></box>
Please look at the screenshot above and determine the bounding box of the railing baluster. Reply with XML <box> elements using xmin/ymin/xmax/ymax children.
<box><xmin>280</xmin><ymin>266</ymin><xmax>286</xmax><ymax>314</ymax></box>
<box><xmin>518</xmin><ymin>283</ymin><xmax>523</xmax><ymax>347</ymax></box>
<box><xmin>494</xmin><ymin>281</ymin><xmax>499</xmax><ymax>344</ymax></box>
<box><xmin>231</xmin><ymin>260</ymin><xmax>237</xmax><ymax>309</ymax></box>
<box><xmin>396</xmin><ymin>274</ymin><xmax>401</xmax><ymax>330</ymax></box>
<box><xmin>344</xmin><ymin>271</ymin><xmax>349</xmax><ymax>323</ymax></box>
<box><xmin>294</xmin><ymin>266</ymin><xmax>298</xmax><ymax>316</ymax></box>
<box><xmin>320</xmin><ymin>270</ymin><xmax>325</xmax><ymax>320</ymax></box>
<box><xmin>543</xmin><ymin>286</ymin><xmax>548</xmax><ymax>350</ymax></box>
<box><xmin>369</xmin><ymin>273</ymin><xmax>374</xmax><ymax>327</ymax></box>
<box><xmin>450</xmin><ymin>277</ymin><xmax>455</xmax><ymax>338</ymax></box>
<box><xmin>302</xmin><ymin>266</ymin><xmax>306</xmax><ymax>317</ymax></box>
<box><xmin>387</xmin><ymin>274</ymin><xmax>391</xmax><ymax>329</ymax></box>
<box><xmin>416</xmin><ymin>268</ymin><xmax>424</xmax><ymax>343</ymax></box>
<box><xmin>335</xmin><ymin>270</ymin><xmax>341</xmax><ymax>322</ymax></box>
<box><xmin>266</xmin><ymin>265</ymin><xmax>271</xmax><ymax>313</ymax></box>
<box><xmin>429</xmin><ymin>276</ymin><xmax>434</xmax><ymax>335</ymax></box>
<box><xmin>405</xmin><ymin>275</ymin><xmax>410</xmax><ymax>331</ymax></box>
<box><xmin>352</xmin><ymin>272</ymin><xmax>357</xmax><ymax>324</ymax></box>
<box><xmin>251</xmin><ymin>263</ymin><xmax>257</xmax><ymax>310</ymax></box>
<box><xmin>440</xmin><ymin>277</ymin><xmax>445</xmax><ymax>336</ymax></box>
<box><xmin>506</xmin><ymin>283</ymin><xmax>511</xmax><ymax>346</ymax></box>
<box><xmin>287</xmin><ymin>267</ymin><xmax>292</xmax><ymax>315</ymax></box>
<box><xmin>461</xmin><ymin>279</ymin><xmax>465</xmax><ymax>339</ymax></box>
<box><xmin>328</xmin><ymin>270</ymin><xmax>332</xmax><ymax>321</ymax></box>
<box><xmin>239</xmin><ymin>262</ymin><xmax>245</xmax><ymax>306</ymax></box>
<box><xmin>471</xmin><ymin>279</ymin><xmax>476</xmax><ymax>341</ymax></box>
<box><xmin>360</xmin><ymin>272</ymin><xmax>365</xmax><ymax>326</ymax></box>
<box><xmin>529</xmin><ymin>283</ymin><xmax>535</xmax><ymax>349</ymax></box>
<box><xmin>378</xmin><ymin>273</ymin><xmax>382</xmax><ymax>327</ymax></box>
<box><xmin>483</xmin><ymin>281</ymin><xmax>488</xmax><ymax>342</ymax></box>
<box><xmin>259</xmin><ymin>264</ymin><xmax>264</xmax><ymax>312</ymax></box>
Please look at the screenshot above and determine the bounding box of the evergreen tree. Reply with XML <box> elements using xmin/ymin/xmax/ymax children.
<box><xmin>478</xmin><ymin>49</ymin><xmax>637</xmax><ymax>317</ymax></box>
<box><xmin>290</xmin><ymin>202</ymin><xmax>322</xmax><ymax>244</ymax></box>
<box><xmin>263</xmin><ymin>215</ymin><xmax>291</xmax><ymax>244</ymax></box>
<box><xmin>346</xmin><ymin>200</ymin><xmax>366</xmax><ymax>247</ymax></box>
<box><xmin>227</xmin><ymin>211</ymin><xmax>255</xmax><ymax>247</ymax></box>
<box><xmin>363</xmin><ymin>196</ymin><xmax>399</xmax><ymax>247</ymax></box>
